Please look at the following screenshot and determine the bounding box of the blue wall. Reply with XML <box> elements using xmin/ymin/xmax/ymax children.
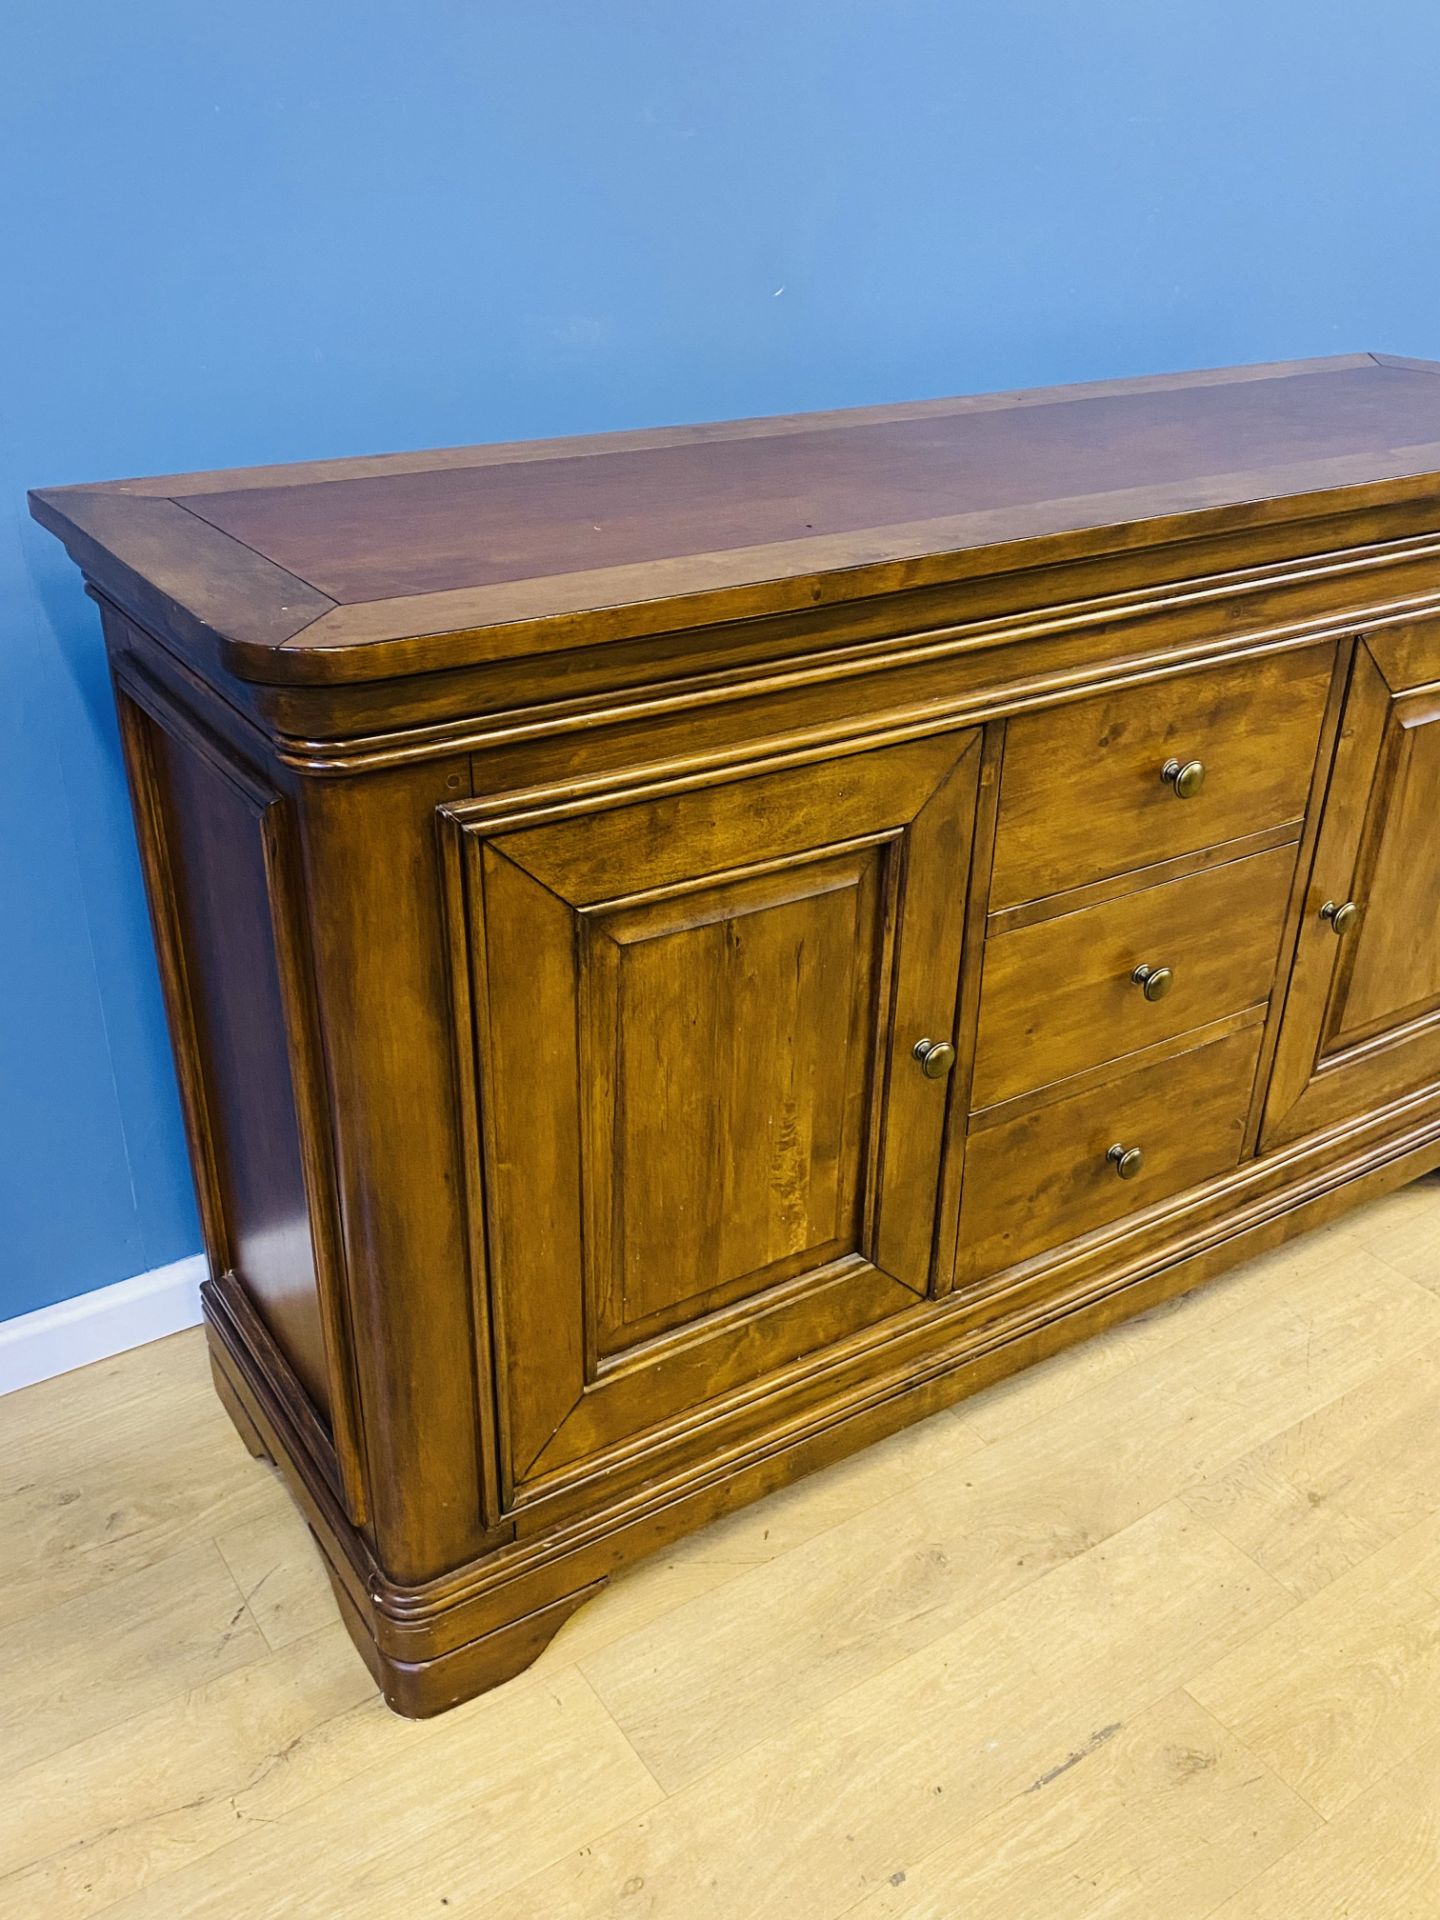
<box><xmin>4</xmin><ymin>2</ymin><xmax>1439</xmax><ymax>1319</ymax></box>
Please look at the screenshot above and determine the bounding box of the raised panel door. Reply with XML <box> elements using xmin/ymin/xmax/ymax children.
<box><xmin>446</xmin><ymin>730</ymin><xmax>982</xmax><ymax>1505</ymax></box>
<box><xmin>1264</xmin><ymin>629</ymin><xmax>1440</xmax><ymax>1145</ymax></box>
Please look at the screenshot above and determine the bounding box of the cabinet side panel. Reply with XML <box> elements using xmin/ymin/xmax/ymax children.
<box><xmin>143</xmin><ymin>708</ymin><xmax>332</xmax><ymax>1413</ymax></box>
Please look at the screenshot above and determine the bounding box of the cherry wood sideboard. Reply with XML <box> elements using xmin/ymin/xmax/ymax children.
<box><xmin>31</xmin><ymin>353</ymin><xmax>1440</xmax><ymax>1715</ymax></box>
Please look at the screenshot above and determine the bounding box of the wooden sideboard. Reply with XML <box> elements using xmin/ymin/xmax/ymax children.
<box><xmin>31</xmin><ymin>353</ymin><xmax>1440</xmax><ymax>1716</ymax></box>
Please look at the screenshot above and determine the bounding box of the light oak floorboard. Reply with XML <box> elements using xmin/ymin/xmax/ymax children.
<box><xmin>659</xmin><ymin>1402</ymin><xmax>987</xmax><ymax>1569</ymax></box>
<box><xmin>1335</xmin><ymin>1167</ymin><xmax>1440</xmax><ymax>1292</ymax></box>
<box><xmin>0</xmin><ymin>1331</ymin><xmax>282</xmax><ymax>1635</ymax></box>
<box><xmin>581</xmin><ymin>1242</ymin><xmax>1440</xmax><ymax>1788</ymax></box>
<box><xmin>1208</xmin><ymin>1727</ymin><xmax>1440</xmax><ymax>1918</ymax></box>
<box><xmin>472</xmin><ymin>1502</ymin><xmax>1293</xmax><ymax>1920</ymax></box>
<box><xmin>214</xmin><ymin>1493</ymin><xmax>751</xmax><ymax>1679</ymax></box>
<box><xmin>1188</xmin><ymin>1502</ymin><xmax>1440</xmax><ymax>1819</ymax></box>
<box><xmin>949</xmin><ymin>1215</ymin><xmax>1360</xmax><ymax>1446</ymax></box>
<box><xmin>213</xmin><ymin>1503</ymin><xmax>341</xmax><ymax>1654</ymax></box>
<box><xmin>1181</xmin><ymin>1334</ymin><xmax>1440</xmax><ymax>1598</ymax></box>
<box><xmin>0</xmin><ymin>1176</ymin><xmax>1435</xmax><ymax>1918</ymax></box>
<box><xmin>90</xmin><ymin>1667</ymin><xmax>663</xmax><ymax>1920</ymax></box>
<box><xmin>844</xmin><ymin>1690</ymin><xmax>1318</xmax><ymax>1920</ymax></box>
<box><xmin>0</xmin><ymin>1624</ymin><xmax>375</xmax><ymax>1918</ymax></box>
<box><xmin>535</xmin><ymin>1553</ymin><xmax>750</xmax><ymax>1672</ymax></box>
<box><xmin>0</xmin><ymin>1537</ymin><xmax>267</xmax><ymax>1775</ymax></box>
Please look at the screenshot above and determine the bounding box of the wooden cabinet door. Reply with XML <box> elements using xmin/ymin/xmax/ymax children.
<box><xmin>447</xmin><ymin>730</ymin><xmax>981</xmax><ymax>1505</ymax></box>
<box><xmin>1263</xmin><ymin>628</ymin><xmax>1440</xmax><ymax>1147</ymax></box>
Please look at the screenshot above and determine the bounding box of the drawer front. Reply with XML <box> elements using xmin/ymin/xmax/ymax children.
<box><xmin>971</xmin><ymin>840</ymin><xmax>1297</xmax><ymax>1109</ymax></box>
<box><xmin>956</xmin><ymin>1023</ymin><xmax>1263</xmax><ymax>1282</ymax></box>
<box><xmin>989</xmin><ymin>643</ymin><xmax>1336</xmax><ymax>908</ymax></box>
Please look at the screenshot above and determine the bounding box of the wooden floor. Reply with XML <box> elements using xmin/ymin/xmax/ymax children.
<box><xmin>3</xmin><ymin>1179</ymin><xmax>1439</xmax><ymax>1918</ymax></box>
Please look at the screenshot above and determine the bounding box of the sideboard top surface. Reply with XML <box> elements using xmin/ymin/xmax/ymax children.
<box><xmin>29</xmin><ymin>352</ymin><xmax>1440</xmax><ymax>686</ymax></box>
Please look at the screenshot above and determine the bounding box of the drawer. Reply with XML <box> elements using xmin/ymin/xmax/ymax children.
<box><xmin>989</xmin><ymin>643</ymin><xmax>1336</xmax><ymax>908</ymax></box>
<box><xmin>956</xmin><ymin>1023</ymin><xmax>1262</xmax><ymax>1283</ymax></box>
<box><xmin>970</xmin><ymin>840</ymin><xmax>1296</xmax><ymax>1109</ymax></box>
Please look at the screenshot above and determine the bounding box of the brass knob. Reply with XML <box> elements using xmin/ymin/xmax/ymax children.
<box><xmin>913</xmin><ymin>1037</ymin><xmax>956</xmax><ymax>1080</ymax></box>
<box><xmin>1107</xmin><ymin>1142</ymin><xmax>1145</xmax><ymax>1180</ymax></box>
<box><xmin>1161</xmin><ymin>757</ymin><xmax>1206</xmax><ymax>799</ymax></box>
<box><xmin>1320</xmin><ymin>899</ymin><xmax>1360</xmax><ymax>936</ymax></box>
<box><xmin>1132</xmin><ymin>963</ymin><xmax>1174</xmax><ymax>1002</ymax></box>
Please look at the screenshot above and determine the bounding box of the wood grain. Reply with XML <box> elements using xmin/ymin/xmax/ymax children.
<box><xmin>81</xmin><ymin>1666</ymin><xmax>663</xmax><ymax>1920</ymax></box>
<box><xmin>27</xmin><ymin>356</ymin><xmax>1440</xmax><ymax>1721</ymax></box>
<box><xmin>972</xmin><ymin>839</ymin><xmax>1297</xmax><ymax>1107</ymax></box>
<box><xmin>169</xmin><ymin>364</ymin><xmax>1440</xmax><ymax>608</ymax></box>
<box><xmin>1335</xmin><ymin>1166</ymin><xmax>1440</xmax><ymax>1288</ymax></box>
<box><xmin>847</xmin><ymin>1691</ymin><xmax>1317</xmax><ymax>1920</ymax></box>
<box><xmin>989</xmin><ymin>643</ymin><xmax>1335</xmax><ymax>907</ymax></box>
<box><xmin>1263</xmin><ymin>629</ymin><xmax>1440</xmax><ymax>1144</ymax></box>
<box><xmin>956</xmin><ymin>1024</ymin><xmax>1262</xmax><ymax>1283</ymax></box>
<box><xmin>30</xmin><ymin>354</ymin><xmax>1440</xmax><ymax>683</ymax></box>
<box><xmin>1181</xmin><ymin>1335</ymin><xmax>1440</xmax><ymax>1599</ymax></box>
<box><xmin>1</xmin><ymin>1175</ymin><xmax>1435</xmax><ymax>1917</ymax></box>
<box><xmin>0</xmin><ymin>1540</ymin><xmax>267</xmax><ymax>1775</ymax></box>
<box><xmin>578</xmin><ymin>1233</ymin><xmax>1440</xmax><ymax>1790</ymax></box>
<box><xmin>1208</xmin><ymin>1727</ymin><xmax>1440</xmax><ymax>1917</ymax></box>
<box><xmin>454</xmin><ymin>731</ymin><xmax>980</xmax><ymax>1499</ymax></box>
<box><xmin>483</xmin><ymin>1502</ymin><xmax>1294</xmax><ymax>1919</ymax></box>
<box><xmin>0</xmin><ymin>1332</ymin><xmax>278</xmax><ymax>1636</ymax></box>
<box><xmin>1189</xmin><ymin>1504</ymin><xmax>1440</xmax><ymax>1817</ymax></box>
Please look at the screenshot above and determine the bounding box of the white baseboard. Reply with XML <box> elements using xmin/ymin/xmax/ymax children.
<box><xmin>0</xmin><ymin>1255</ymin><xmax>207</xmax><ymax>1396</ymax></box>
